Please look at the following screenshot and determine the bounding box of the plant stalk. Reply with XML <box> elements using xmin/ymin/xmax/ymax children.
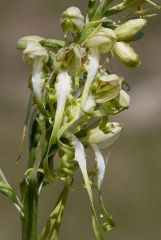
<box><xmin>22</xmin><ymin>181</ymin><xmax>38</xmax><ymax>240</ymax></box>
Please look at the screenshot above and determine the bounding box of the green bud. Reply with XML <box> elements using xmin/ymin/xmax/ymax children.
<box><xmin>113</xmin><ymin>42</ymin><xmax>140</xmax><ymax>67</ymax></box>
<box><xmin>115</xmin><ymin>19</ymin><xmax>147</xmax><ymax>41</ymax></box>
<box><xmin>61</xmin><ymin>7</ymin><xmax>85</xmax><ymax>33</ymax></box>
<box><xmin>17</xmin><ymin>36</ymin><xmax>44</xmax><ymax>50</ymax></box>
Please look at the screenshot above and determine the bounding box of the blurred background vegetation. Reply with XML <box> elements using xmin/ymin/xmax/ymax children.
<box><xmin>0</xmin><ymin>0</ymin><xmax>161</xmax><ymax>239</ymax></box>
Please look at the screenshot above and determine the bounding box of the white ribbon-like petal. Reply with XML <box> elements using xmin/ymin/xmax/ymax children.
<box><xmin>91</xmin><ymin>144</ymin><xmax>105</xmax><ymax>190</ymax></box>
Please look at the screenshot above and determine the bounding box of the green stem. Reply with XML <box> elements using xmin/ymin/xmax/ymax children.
<box><xmin>22</xmin><ymin>181</ymin><xmax>38</xmax><ymax>240</ymax></box>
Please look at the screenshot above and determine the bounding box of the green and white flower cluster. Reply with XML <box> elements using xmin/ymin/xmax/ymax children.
<box><xmin>0</xmin><ymin>1</ymin><xmax>160</xmax><ymax>240</ymax></box>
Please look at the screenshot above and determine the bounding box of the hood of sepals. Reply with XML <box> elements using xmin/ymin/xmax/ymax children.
<box><xmin>103</xmin><ymin>89</ymin><xmax>130</xmax><ymax>115</ymax></box>
<box><xmin>23</xmin><ymin>41</ymin><xmax>49</xmax><ymax>64</ymax></box>
<box><xmin>93</xmin><ymin>70</ymin><xmax>123</xmax><ymax>103</ymax></box>
<box><xmin>53</xmin><ymin>43</ymin><xmax>82</xmax><ymax>76</ymax></box>
<box><xmin>82</xmin><ymin>122</ymin><xmax>122</xmax><ymax>150</ymax></box>
<box><xmin>82</xmin><ymin>26</ymin><xmax>117</xmax><ymax>54</ymax></box>
<box><xmin>17</xmin><ymin>35</ymin><xmax>44</xmax><ymax>50</ymax></box>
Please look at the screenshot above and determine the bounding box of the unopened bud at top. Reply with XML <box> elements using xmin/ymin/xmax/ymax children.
<box><xmin>113</xmin><ymin>42</ymin><xmax>140</xmax><ymax>67</ymax></box>
<box><xmin>61</xmin><ymin>7</ymin><xmax>85</xmax><ymax>33</ymax></box>
<box><xmin>83</xmin><ymin>27</ymin><xmax>116</xmax><ymax>53</ymax></box>
<box><xmin>115</xmin><ymin>19</ymin><xmax>147</xmax><ymax>41</ymax></box>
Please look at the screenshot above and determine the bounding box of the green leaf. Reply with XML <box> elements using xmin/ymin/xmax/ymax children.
<box><xmin>0</xmin><ymin>181</ymin><xmax>23</xmax><ymax>216</ymax></box>
<box><xmin>93</xmin><ymin>0</ymin><xmax>113</xmax><ymax>20</ymax></box>
<box><xmin>38</xmin><ymin>185</ymin><xmax>69</xmax><ymax>240</ymax></box>
<box><xmin>103</xmin><ymin>3</ymin><xmax>126</xmax><ymax>17</ymax></box>
<box><xmin>17</xmin><ymin>93</ymin><xmax>33</xmax><ymax>162</ymax></box>
<box><xmin>88</xmin><ymin>0</ymin><xmax>97</xmax><ymax>20</ymax></box>
<box><xmin>123</xmin><ymin>0</ymin><xmax>146</xmax><ymax>7</ymax></box>
<box><xmin>134</xmin><ymin>5</ymin><xmax>161</xmax><ymax>15</ymax></box>
<box><xmin>28</xmin><ymin>118</ymin><xmax>46</xmax><ymax>181</ymax></box>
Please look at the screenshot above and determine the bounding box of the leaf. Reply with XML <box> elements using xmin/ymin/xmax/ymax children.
<box><xmin>0</xmin><ymin>181</ymin><xmax>24</xmax><ymax>216</ymax></box>
<box><xmin>88</xmin><ymin>0</ymin><xmax>97</xmax><ymax>20</ymax></box>
<box><xmin>28</xmin><ymin>118</ymin><xmax>46</xmax><ymax>181</ymax></box>
<box><xmin>124</xmin><ymin>0</ymin><xmax>146</xmax><ymax>7</ymax></box>
<box><xmin>93</xmin><ymin>0</ymin><xmax>113</xmax><ymax>20</ymax></box>
<box><xmin>17</xmin><ymin>93</ymin><xmax>33</xmax><ymax>162</ymax></box>
<box><xmin>38</xmin><ymin>185</ymin><xmax>69</xmax><ymax>240</ymax></box>
<box><xmin>103</xmin><ymin>3</ymin><xmax>126</xmax><ymax>17</ymax></box>
<box><xmin>134</xmin><ymin>5</ymin><xmax>161</xmax><ymax>15</ymax></box>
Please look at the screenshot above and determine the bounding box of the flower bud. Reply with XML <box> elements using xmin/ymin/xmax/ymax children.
<box><xmin>115</xmin><ymin>19</ymin><xmax>147</xmax><ymax>41</ymax></box>
<box><xmin>60</xmin><ymin>7</ymin><xmax>85</xmax><ymax>33</ymax></box>
<box><xmin>82</xmin><ymin>122</ymin><xmax>122</xmax><ymax>149</ymax></box>
<box><xmin>17</xmin><ymin>36</ymin><xmax>44</xmax><ymax>50</ymax></box>
<box><xmin>113</xmin><ymin>42</ymin><xmax>140</xmax><ymax>67</ymax></box>
<box><xmin>83</xmin><ymin>27</ymin><xmax>116</xmax><ymax>53</ymax></box>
